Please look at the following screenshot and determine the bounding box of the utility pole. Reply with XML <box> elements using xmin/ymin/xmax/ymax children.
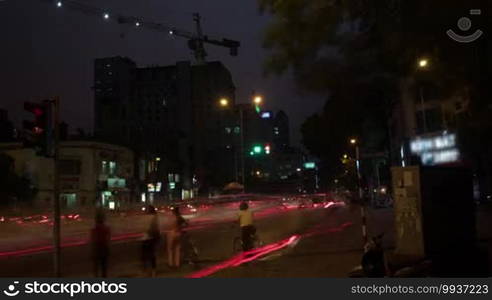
<box><xmin>419</xmin><ymin>86</ymin><xmax>427</xmax><ymax>133</ymax></box>
<box><xmin>355</xmin><ymin>145</ymin><xmax>367</xmax><ymax>245</ymax></box>
<box><xmin>351</xmin><ymin>138</ymin><xmax>367</xmax><ymax>246</ymax></box>
<box><xmin>52</xmin><ymin>97</ymin><xmax>61</xmax><ymax>277</ymax></box>
<box><xmin>239</xmin><ymin>108</ymin><xmax>246</xmax><ymax>192</ymax></box>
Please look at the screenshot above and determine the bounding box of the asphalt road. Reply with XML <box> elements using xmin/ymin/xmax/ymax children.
<box><xmin>0</xmin><ymin>201</ymin><xmax>344</xmax><ymax>277</ymax></box>
<box><xmin>1</xmin><ymin>202</ymin><xmax>490</xmax><ymax>277</ymax></box>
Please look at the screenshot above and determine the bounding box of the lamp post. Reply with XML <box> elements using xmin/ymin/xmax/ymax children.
<box><xmin>418</xmin><ymin>58</ymin><xmax>429</xmax><ymax>133</ymax></box>
<box><xmin>218</xmin><ymin>94</ymin><xmax>264</xmax><ymax>192</ymax></box>
<box><xmin>350</xmin><ymin>138</ymin><xmax>367</xmax><ymax>245</ymax></box>
<box><xmin>239</xmin><ymin>107</ymin><xmax>245</xmax><ymax>188</ymax></box>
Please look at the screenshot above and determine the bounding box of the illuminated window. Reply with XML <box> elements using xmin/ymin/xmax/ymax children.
<box><xmin>101</xmin><ymin>161</ymin><xmax>109</xmax><ymax>174</ymax></box>
<box><xmin>109</xmin><ymin>161</ymin><xmax>116</xmax><ymax>175</ymax></box>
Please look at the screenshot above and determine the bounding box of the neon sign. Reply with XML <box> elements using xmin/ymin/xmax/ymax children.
<box><xmin>410</xmin><ymin>133</ymin><xmax>460</xmax><ymax>165</ymax></box>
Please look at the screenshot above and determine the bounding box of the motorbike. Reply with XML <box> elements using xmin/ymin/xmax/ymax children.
<box><xmin>348</xmin><ymin>234</ymin><xmax>432</xmax><ymax>277</ymax></box>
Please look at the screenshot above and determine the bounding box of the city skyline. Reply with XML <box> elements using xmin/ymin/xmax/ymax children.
<box><xmin>0</xmin><ymin>0</ymin><xmax>324</xmax><ymax>146</ymax></box>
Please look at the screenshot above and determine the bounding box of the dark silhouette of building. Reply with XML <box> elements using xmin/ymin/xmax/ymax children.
<box><xmin>94</xmin><ymin>57</ymin><xmax>236</xmax><ymax>198</ymax></box>
<box><xmin>273</xmin><ymin>110</ymin><xmax>290</xmax><ymax>150</ymax></box>
<box><xmin>0</xmin><ymin>109</ymin><xmax>15</xmax><ymax>142</ymax></box>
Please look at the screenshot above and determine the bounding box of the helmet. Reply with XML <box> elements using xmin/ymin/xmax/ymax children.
<box><xmin>239</xmin><ymin>201</ymin><xmax>249</xmax><ymax>211</ymax></box>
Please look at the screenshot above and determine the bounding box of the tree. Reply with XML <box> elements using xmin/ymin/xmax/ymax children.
<box><xmin>259</xmin><ymin>0</ymin><xmax>492</xmax><ymax>183</ymax></box>
<box><xmin>0</xmin><ymin>153</ymin><xmax>37</xmax><ymax>206</ymax></box>
<box><xmin>0</xmin><ymin>118</ymin><xmax>15</xmax><ymax>142</ymax></box>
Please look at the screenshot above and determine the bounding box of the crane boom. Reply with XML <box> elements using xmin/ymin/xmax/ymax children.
<box><xmin>42</xmin><ymin>0</ymin><xmax>240</xmax><ymax>64</ymax></box>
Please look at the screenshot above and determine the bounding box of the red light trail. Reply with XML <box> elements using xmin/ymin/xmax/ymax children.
<box><xmin>0</xmin><ymin>200</ymin><xmax>343</xmax><ymax>259</ymax></box>
<box><xmin>187</xmin><ymin>221</ymin><xmax>353</xmax><ymax>278</ymax></box>
<box><xmin>186</xmin><ymin>235</ymin><xmax>301</xmax><ymax>278</ymax></box>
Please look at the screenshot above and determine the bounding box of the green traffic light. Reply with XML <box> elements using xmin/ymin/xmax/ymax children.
<box><xmin>253</xmin><ymin>145</ymin><xmax>262</xmax><ymax>154</ymax></box>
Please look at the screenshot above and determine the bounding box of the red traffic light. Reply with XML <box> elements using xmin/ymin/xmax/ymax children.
<box><xmin>24</xmin><ymin>102</ymin><xmax>46</xmax><ymax>116</ymax></box>
<box><xmin>23</xmin><ymin>101</ymin><xmax>50</xmax><ymax>135</ymax></box>
<box><xmin>22</xmin><ymin>100</ymin><xmax>54</xmax><ymax>157</ymax></box>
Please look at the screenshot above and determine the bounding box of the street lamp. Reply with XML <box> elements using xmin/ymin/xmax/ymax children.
<box><xmin>350</xmin><ymin>138</ymin><xmax>367</xmax><ymax>245</ymax></box>
<box><xmin>417</xmin><ymin>58</ymin><xmax>430</xmax><ymax>133</ymax></box>
<box><xmin>219</xmin><ymin>98</ymin><xmax>229</xmax><ymax>107</ymax></box>
<box><xmin>253</xmin><ymin>95</ymin><xmax>263</xmax><ymax>105</ymax></box>
<box><xmin>218</xmin><ymin>94</ymin><xmax>266</xmax><ymax>190</ymax></box>
<box><xmin>218</xmin><ymin>97</ymin><xmax>237</xmax><ymax>183</ymax></box>
<box><xmin>253</xmin><ymin>95</ymin><xmax>263</xmax><ymax>113</ymax></box>
<box><xmin>349</xmin><ymin>139</ymin><xmax>361</xmax><ymax>192</ymax></box>
<box><xmin>418</xmin><ymin>58</ymin><xmax>429</xmax><ymax>69</ymax></box>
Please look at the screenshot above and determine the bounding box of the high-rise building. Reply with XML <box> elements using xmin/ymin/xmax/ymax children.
<box><xmin>94</xmin><ymin>57</ymin><xmax>236</xmax><ymax>199</ymax></box>
<box><xmin>273</xmin><ymin>110</ymin><xmax>290</xmax><ymax>150</ymax></box>
<box><xmin>0</xmin><ymin>109</ymin><xmax>15</xmax><ymax>142</ymax></box>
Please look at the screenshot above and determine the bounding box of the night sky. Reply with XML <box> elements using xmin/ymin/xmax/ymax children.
<box><xmin>0</xmin><ymin>0</ymin><xmax>324</xmax><ymax>145</ymax></box>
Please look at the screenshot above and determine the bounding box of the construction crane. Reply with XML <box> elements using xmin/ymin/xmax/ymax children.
<box><xmin>42</xmin><ymin>0</ymin><xmax>240</xmax><ymax>64</ymax></box>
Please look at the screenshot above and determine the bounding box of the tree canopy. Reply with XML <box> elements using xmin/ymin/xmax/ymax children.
<box><xmin>0</xmin><ymin>153</ymin><xmax>37</xmax><ymax>205</ymax></box>
<box><xmin>259</xmin><ymin>0</ymin><xmax>492</xmax><ymax>183</ymax></box>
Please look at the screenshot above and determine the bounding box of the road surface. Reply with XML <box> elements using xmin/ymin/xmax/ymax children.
<box><xmin>0</xmin><ymin>199</ymin><xmax>346</xmax><ymax>277</ymax></box>
<box><xmin>1</xmin><ymin>201</ymin><xmax>491</xmax><ymax>277</ymax></box>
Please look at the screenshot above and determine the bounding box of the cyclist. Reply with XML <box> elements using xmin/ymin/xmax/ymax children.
<box><xmin>238</xmin><ymin>201</ymin><xmax>255</xmax><ymax>251</ymax></box>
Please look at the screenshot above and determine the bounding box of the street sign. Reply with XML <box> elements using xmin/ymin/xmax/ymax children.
<box><xmin>304</xmin><ymin>162</ymin><xmax>316</xmax><ymax>169</ymax></box>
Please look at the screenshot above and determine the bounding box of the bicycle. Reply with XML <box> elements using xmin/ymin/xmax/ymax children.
<box><xmin>181</xmin><ymin>230</ymin><xmax>199</xmax><ymax>266</ymax></box>
<box><xmin>232</xmin><ymin>228</ymin><xmax>263</xmax><ymax>254</ymax></box>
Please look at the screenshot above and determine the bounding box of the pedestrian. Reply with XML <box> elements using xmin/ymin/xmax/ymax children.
<box><xmin>238</xmin><ymin>201</ymin><xmax>255</xmax><ymax>251</ymax></box>
<box><xmin>167</xmin><ymin>206</ymin><xmax>187</xmax><ymax>268</ymax></box>
<box><xmin>90</xmin><ymin>209</ymin><xmax>111</xmax><ymax>277</ymax></box>
<box><xmin>141</xmin><ymin>205</ymin><xmax>161</xmax><ymax>277</ymax></box>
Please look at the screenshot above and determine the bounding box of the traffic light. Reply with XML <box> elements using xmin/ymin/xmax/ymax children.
<box><xmin>250</xmin><ymin>145</ymin><xmax>262</xmax><ymax>156</ymax></box>
<box><xmin>249</xmin><ymin>144</ymin><xmax>272</xmax><ymax>156</ymax></box>
<box><xmin>23</xmin><ymin>100</ymin><xmax>54</xmax><ymax>157</ymax></box>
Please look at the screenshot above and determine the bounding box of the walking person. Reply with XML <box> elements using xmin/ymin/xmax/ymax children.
<box><xmin>238</xmin><ymin>201</ymin><xmax>255</xmax><ymax>251</ymax></box>
<box><xmin>167</xmin><ymin>206</ymin><xmax>187</xmax><ymax>268</ymax></box>
<box><xmin>141</xmin><ymin>205</ymin><xmax>161</xmax><ymax>277</ymax></box>
<box><xmin>90</xmin><ymin>209</ymin><xmax>111</xmax><ymax>277</ymax></box>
